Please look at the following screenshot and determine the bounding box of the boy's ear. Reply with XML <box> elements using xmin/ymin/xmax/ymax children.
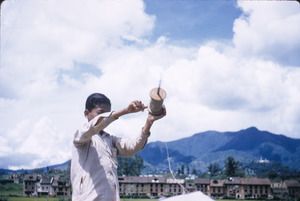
<box><xmin>84</xmin><ymin>109</ymin><xmax>89</xmax><ymax>118</ymax></box>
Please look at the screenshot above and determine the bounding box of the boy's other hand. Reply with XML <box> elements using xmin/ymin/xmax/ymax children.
<box><xmin>126</xmin><ymin>100</ymin><xmax>145</xmax><ymax>114</ymax></box>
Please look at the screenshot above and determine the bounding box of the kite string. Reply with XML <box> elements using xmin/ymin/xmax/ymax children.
<box><xmin>1</xmin><ymin>0</ymin><xmax>25</xmax><ymax>54</ymax></box>
<box><xmin>164</xmin><ymin>142</ymin><xmax>189</xmax><ymax>194</ymax></box>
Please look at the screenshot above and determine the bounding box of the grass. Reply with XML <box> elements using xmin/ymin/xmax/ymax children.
<box><xmin>0</xmin><ymin>197</ymin><xmax>157</xmax><ymax>201</ymax></box>
<box><xmin>0</xmin><ymin>196</ymin><xmax>270</xmax><ymax>201</ymax></box>
<box><xmin>0</xmin><ymin>183</ymin><xmax>23</xmax><ymax>195</ymax></box>
<box><xmin>0</xmin><ymin>197</ymin><xmax>61</xmax><ymax>201</ymax></box>
<box><xmin>121</xmin><ymin>199</ymin><xmax>157</xmax><ymax>201</ymax></box>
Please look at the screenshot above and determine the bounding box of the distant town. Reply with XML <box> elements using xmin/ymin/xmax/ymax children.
<box><xmin>1</xmin><ymin>154</ymin><xmax>299</xmax><ymax>200</ymax></box>
<box><xmin>1</xmin><ymin>169</ymin><xmax>300</xmax><ymax>200</ymax></box>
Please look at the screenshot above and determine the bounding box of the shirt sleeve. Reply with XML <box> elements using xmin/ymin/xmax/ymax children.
<box><xmin>73</xmin><ymin>111</ymin><xmax>117</xmax><ymax>146</ymax></box>
<box><xmin>113</xmin><ymin>130</ymin><xmax>150</xmax><ymax>157</ymax></box>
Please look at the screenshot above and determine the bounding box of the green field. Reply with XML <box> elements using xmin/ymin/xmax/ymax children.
<box><xmin>0</xmin><ymin>197</ymin><xmax>158</xmax><ymax>201</ymax></box>
<box><xmin>0</xmin><ymin>195</ymin><xmax>271</xmax><ymax>201</ymax></box>
<box><xmin>0</xmin><ymin>197</ymin><xmax>60</xmax><ymax>201</ymax></box>
<box><xmin>0</xmin><ymin>197</ymin><xmax>269</xmax><ymax>201</ymax></box>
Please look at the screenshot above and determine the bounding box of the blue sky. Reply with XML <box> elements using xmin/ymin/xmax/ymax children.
<box><xmin>0</xmin><ymin>0</ymin><xmax>300</xmax><ymax>170</ymax></box>
<box><xmin>144</xmin><ymin>0</ymin><xmax>242</xmax><ymax>43</ymax></box>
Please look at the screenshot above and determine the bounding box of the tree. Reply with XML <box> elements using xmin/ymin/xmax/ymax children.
<box><xmin>208</xmin><ymin>162</ymin><xmax>221</xmax><ymax>177</ymax></box>
<box><xmin>268</xmin><ymin>169</ymin><xmax>278</xmax><ymax>179</ymax></box>
<box><xmin>117</xmin><ymin>155</ymin><xmax>144</xmax><ymax>176</ymax></box>
<box><xmin>224</xmin><ymin>156</ymin><xmax>244</xmax><ymax>177</ymax></box>
<box><xmin>192</xmin><ymin>168</ymin><xmax>197</xmax><ymax>175</ymax></box>
<box><xmin>31</xmin><ymin>168</ymin><xmax>44</xmax><ymax>175</ymax></box>
<box><xmin>61</xmin><ymin>161</ymin><xmax>71</xmax><ymax>182</ymax></box>
<box><xmin>181</xmin><ymin>164</ymin><xmax>185</xmax><ymax>175</ymax></box>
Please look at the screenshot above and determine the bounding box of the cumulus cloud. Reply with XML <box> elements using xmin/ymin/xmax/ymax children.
<box><xmin>233</xmin><ymin>1</ymin><xmax>300</xmax><ymax>65</ymax></box>
<box><xmin>1</xmin><ymin>0</ymin><xmax>155</xmax><ymax>98</ymax></box>
<box><xmin>0</xmin><ymin>0</ymin><xmax>299</xmax><ymax>169</ymax></box>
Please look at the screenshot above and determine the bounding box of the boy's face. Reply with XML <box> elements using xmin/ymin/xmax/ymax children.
<box><xmin>84</xmin><ymin>104</ymin><xmax>111</xmax><ymax>122</ymax></box>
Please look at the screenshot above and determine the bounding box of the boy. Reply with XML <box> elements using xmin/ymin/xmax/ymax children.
<box><xmin>71</xmin><ymin>93</ymin><xmax>166</xmax><ymax>201</ymax></box>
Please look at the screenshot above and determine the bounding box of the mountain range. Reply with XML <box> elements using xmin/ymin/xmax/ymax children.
<box><xmin>138</xmin><ymin>127</ymin><xmax>300</xmax><ymax>172</ymax></box>
<box><xmin>1</xmin><ymin>127</ymin><xmax>299</xmax><ymax>174</ymax></box>
<box><xmin>0</xmin><ymin>160</ymin><xmax>70</xmax><ymax>175</ymax></box>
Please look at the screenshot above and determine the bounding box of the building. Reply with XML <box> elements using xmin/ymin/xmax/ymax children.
<box><xmin>23</xmin><ymin>174</ymin><xmax>40</xmax><ymax>196</ymax></box>
<box><xmin>118</xmin><ymin>176</ymin><xmax>278</xmax><ymax>200</ymax></box>
<box><xmin>36</xmin><ymin>176</ymin><xmax>53</xmax><ymax>196</ymax></box>
<box><xmin>256</xmin><ymin>157</ymin><xmax>270</xmax><ymax>163</ymax></box>
<box><xmin>6</xmin><ymin>174</ymin><xmax>21</xmax><ymax>184</ymax></box>
<box><xmin>240</xmin><ymin>177</ymin><xmax>271</xmax><ymax>199</ymax></box>
<box><xmin>282</xmin><ymin>180</ymin><xmax>300</xmax><ymax>198</ymax></box>
<box><xmin>118</xmin><ymin>176</ymin><xmax>185</xmax><ymax>198</ymax></box>
<box><xmin>271</xmin><ymin>180</ymin><xmax>289</xmax><ymax>198</ymax></box>
<box><xmin>52</xmin><ymin>175</ymin><xmax>71</xmax><ymax>196</ymax></box>
<box><xmin>166</xmin><ymin>178</ymin><xmax>186</xmax><ymax>196</ymax></box>
<box><xmin>225</xmin><ymin>177</ymin><xmax>242</xmax><ymax>198</ymax></box>
<box><xmin>23</xmin><ymin>174</ymin><xmax>70</xmax><ymax>197</ymax></box>
<box><xmin>194</xmin><ymin>178</ymin><xmax>210</xmax><ymax>195</ymax></box>
<box><xmin>209</xmin><ymin>179</ymin><xmax>226</xmax><ymax>198</ymax></box>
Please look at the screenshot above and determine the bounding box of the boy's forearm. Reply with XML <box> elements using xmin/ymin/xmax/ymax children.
<box><xmin>112</xmin><ymin>100</ymin><xmax>145</xmax><ymax>119</ymax></box>
<box><xmin>142</xmin><ymin>119</ymin><xmax>153</xmax><ymax>134</ymax></box>
<box><xmin>111</xmin><ymin>108</ymin><xmax>129</xmax><ymax>119</ymax></box>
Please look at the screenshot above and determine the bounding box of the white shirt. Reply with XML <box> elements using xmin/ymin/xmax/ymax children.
<box><xmin>71</xmin><ymin>112</ymin><xmax>150</xmax><ymax>201</ymax></box>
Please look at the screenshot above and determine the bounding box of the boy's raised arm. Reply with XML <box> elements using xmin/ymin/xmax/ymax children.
<box><xmin>112</xmin><ymin>100</ymin><xmax>146</xmax><ymax>119</ymax></box>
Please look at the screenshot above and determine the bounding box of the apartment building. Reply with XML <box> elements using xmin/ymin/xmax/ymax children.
<box><xmin>119</xmin><ymin>176</ymin><xmax>185</xmax><ymax>198</ymax></box>
<box><xmin>118</xmin><ymin>176</ymin><xmax>276</xmax><ymax>199</ymax></box>
<box><xmin>224</xmin><ymin>177</ymin><xmax>271</xmax><ymax>199</ymax></box>
<box><xmin>22</xmin><ymin>174</ymin><xmax>298</xmax><ymax>199</ymax></box>
<box><xmin>209</xmin><ymin>179</ymin><xmax>226</xmax><ymax>197</ymax></box>
<box><xmin>23</xmin><ymin>174</ymin><xmax>40</xmax><ymax>196</ymax></box>
<box><xmin>282</xmin><ymin>180</ymin><xmax>300</xmax><ymax>198</ymax></box>
<box><xmin>194</xmin><ymin>178</ymin><xmax>210</xmax><ymax>195</ymax></box>
<box><xmin>36</xmin><ymin>176</ymin><xmax>53</xmax><ymax>196</ymax></box>
<box><xmin>23</xmin><ymin>174</ymin><xmax>71</xmax><ymax>196</ymax></box>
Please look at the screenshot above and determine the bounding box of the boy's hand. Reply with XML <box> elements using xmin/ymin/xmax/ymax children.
<box><xmin>126</xmin><ymin>100</ymin><xmax>146</xmax><ymax>114</ymax></box>
<box><xmin>142</xmin><ymin>105</ymin><xmax>166</xmax><ymax>134</ymax></box>
<box><xmin>147</xmin><ymin>105</ymin><xmax>166</xmax><ymax>123</ymax></box>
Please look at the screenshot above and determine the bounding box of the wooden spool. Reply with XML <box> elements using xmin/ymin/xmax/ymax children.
<box><xmin>149</xmin><ymin>87</ymin><xmax>166</xmax><ymax>115</ymax></box>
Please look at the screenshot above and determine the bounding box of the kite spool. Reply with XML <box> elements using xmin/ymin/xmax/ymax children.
<box><xmin>149</xmin><ymin>87</ymin><xmax>166</xmax><ymax>115</ymax></box>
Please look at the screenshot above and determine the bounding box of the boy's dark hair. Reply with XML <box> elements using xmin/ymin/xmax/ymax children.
<box><xmin>85</xmin><ymin>93</ymin><xmax>111</xmax><ymax>112</ymax></box>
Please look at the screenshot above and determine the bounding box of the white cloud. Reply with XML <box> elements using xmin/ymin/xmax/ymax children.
<box><xmin>0</xmin><ymin>0</ymin><xmax>300</xmax><ymax>169</ymax></box>
<box><xmin>233</xmin><ymin>1</ymin><xmax>300</xmax><ymax>65</ymax></box>
<box><xmin>1</xmin><ymin>0</ymin><xmax>155</xmax><ymax>98</ymax></box>
<box><xmin>16</xmin><ymin>117</ymin><xmax>70</xmax><ymax>167</ymax></box>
